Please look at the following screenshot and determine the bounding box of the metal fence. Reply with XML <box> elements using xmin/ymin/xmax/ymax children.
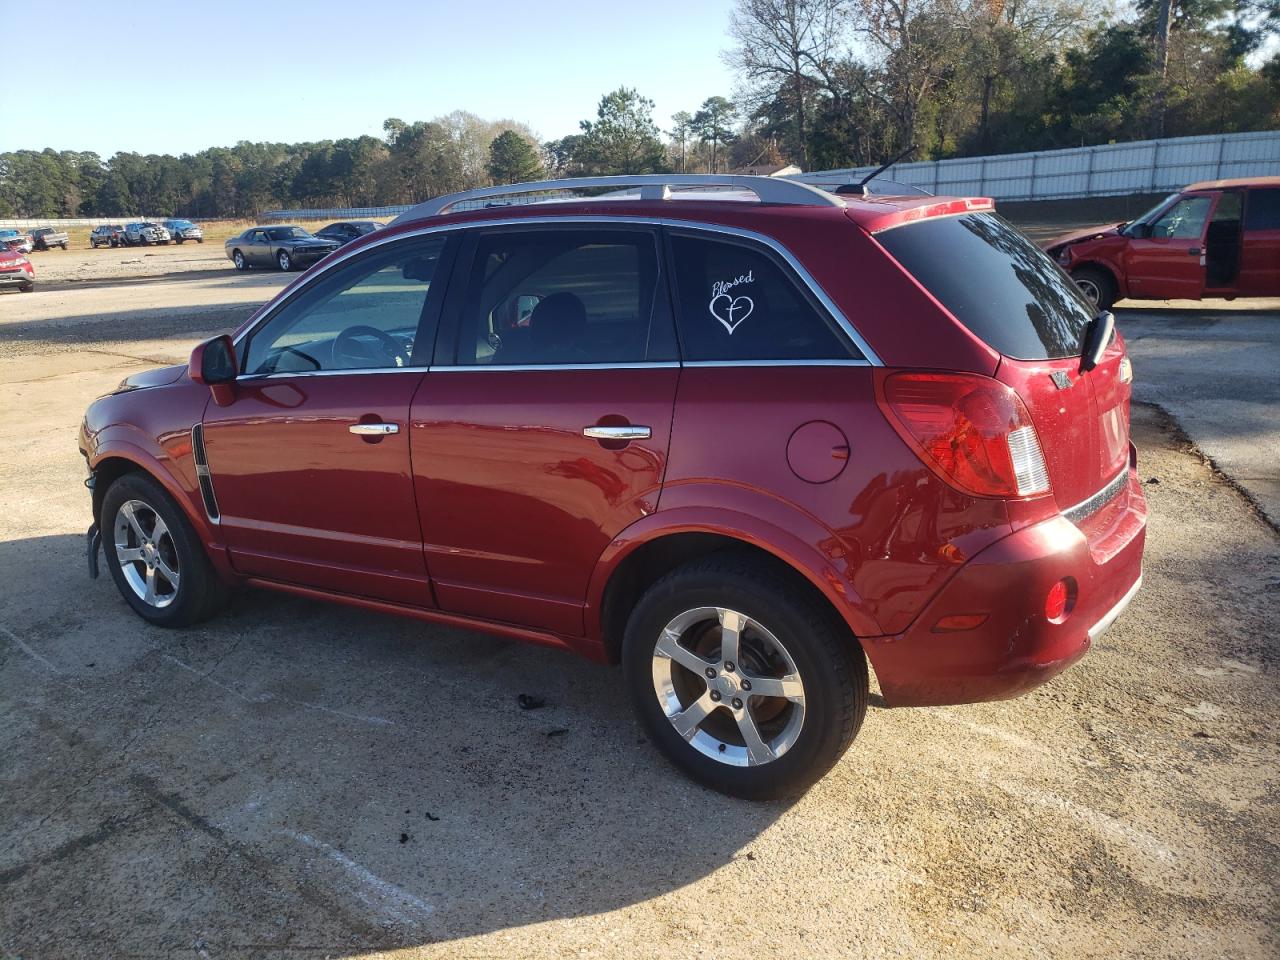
<box><xmin>792</xmin><ymin>130</ymin><xmax>1280</xmax><ymax>201</ymax></box>
<box><xmin>0</xmin><ymin>216</ymin><xmax>143</xmax><ymax>230</ymax></box>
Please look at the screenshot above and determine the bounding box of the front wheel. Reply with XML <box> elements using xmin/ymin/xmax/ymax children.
<box><xmin>277</xmin><ymin>250</ymin><xmax>292</xmax><ymax>271</ymax></box>
<box><xmin>19</xmin><ymin>282</ymin><xmax>33</xmax><ymax>293</ymax></box>
<box><xmin>232</xmin><ymin>249</ymin><xmax>247</xmax><ymax>271</ymax></box>
<box><xmin>623</xmin><ymin>553</ymin><xmax>868</xmax><ymax>800</ymax></box>
<box><xmin>101</xmin><ymin>472</ymin><xmax>228</xmax><ymax>627</ymax></box>
<box><xmin>1071</xmin><ymin>265</ymin><xmax>1117</xmax><ymax>312</ymax></box>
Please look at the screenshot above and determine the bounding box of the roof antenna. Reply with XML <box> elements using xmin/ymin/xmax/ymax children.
<box><xmin>836</xmin><ymin>144</ymin><xmax>918</xmax><ymax>196</ymax></box>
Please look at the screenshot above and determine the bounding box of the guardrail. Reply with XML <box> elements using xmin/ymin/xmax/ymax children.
<box><xmin>792</xmin><ymin>130</ymin><xmax>1280</xmax><ymax>200</ymax></box>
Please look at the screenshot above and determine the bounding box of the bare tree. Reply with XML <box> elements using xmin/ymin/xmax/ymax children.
<box><xmin>725</xmin><ymin>0</ymin><xmax>844</xmax><ymax>166</ymax></box>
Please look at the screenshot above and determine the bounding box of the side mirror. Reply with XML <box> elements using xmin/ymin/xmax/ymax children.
<box><xmin>190</xmin><ymin>335</ymin><xmax>238</xmax><ymax>406</ymax></box>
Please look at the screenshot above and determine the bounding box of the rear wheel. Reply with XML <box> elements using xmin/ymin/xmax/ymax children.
<box><xmin>622</xmin><ymin>553</ymin><xmax>867</xmax><ymax>800</ymax></box>
<box><xmin>277</xmin><ymin>250</ymin><xmax>292</xmax><ymax>271</ymax></box>
<box><xmin>1071</xmin><ymin>265</ymin><xmax>1117</xmax><ymax>312</ymax></box>
<box><xmin>101</xmin><ymin>472</ymin><xmax>228</xmax><ymax>627</ymax></box>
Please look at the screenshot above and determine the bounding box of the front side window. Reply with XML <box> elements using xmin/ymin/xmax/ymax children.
<box><xmin>456</xmin><ymin>229</ymin><xmax>666</xmax><ymax>366</ymax></box>
<box><xmin>1150</xmin><ymin>196</ymin><xmax>1213</xmax><ymax>239</ymax></box>
<box><xmin>244</xmin><ymin>236</ymin><xmax>447</xmax><ymax>375</ymax></box>
<box><xmin>669</xmin><ymin>232</ymin><xmax>857</xmax><ymax>362</ymax></box>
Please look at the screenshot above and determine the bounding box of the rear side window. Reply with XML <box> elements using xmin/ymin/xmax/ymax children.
<box><xmin>669</xmin><ymin>233</ymin><xmax>856</xmax><ymax>361</ymax></box>
<box><xmin>876</xmin><ymin>213</ymin><xmax>1095</xmax><ymax>361</ymax></box>
<box><xmin>1245</xmin><ymin>188</ymin><xmax>1280</xmax><ymax>231</ymax></box>
<box><xmin>455</xmin><ymin>229</ymin><xmax>670</xmax><ymax>366</ymax></box>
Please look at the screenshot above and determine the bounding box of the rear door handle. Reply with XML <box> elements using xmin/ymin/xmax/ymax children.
<box><xmin>583</xmin><ymin>425</ymin><xmax>651</xmax><ymax>441</ymax></box>
<box><xmin>1187</xmin><ymin>247</ymin><xmax>1201</xmax><ymax>255</ymax></box>
<box><xmin>349</xmin><ymin>423</ymin><xmax>399</xmax><ymax>436</ymax></box>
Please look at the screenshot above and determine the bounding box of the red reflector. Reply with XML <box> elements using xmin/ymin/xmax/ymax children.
<box><xmin>877</xmin><ymin>371</ymin><xmax>1048</xmax><ymax>498</ymax></box>
<box><xmin>932</xmin><ymin>613</ymin><xmax>989</xmax><ymax>633</ymax></box>
<box><xmin>1045</xmin><ymin>580</ymin><xmax>1073</xmax><ymax>622</ymax></box>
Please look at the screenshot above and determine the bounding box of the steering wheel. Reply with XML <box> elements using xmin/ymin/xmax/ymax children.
<box><xmin>332</xmin><ymin>325</ymin><xmax>411</xmax><ymax>369</ymax></box>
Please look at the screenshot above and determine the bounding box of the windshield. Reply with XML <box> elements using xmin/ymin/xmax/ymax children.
<box><xmin>170</xmin><ymin>220</ymin><xmax>193</xmax><ymax>228</ymax></box>
<box><xmin>268</xmin><ymin>227</ymin><xmax>313</xmax><ymax>240</ymax></box>
<box><xmin>877</xmin><ymin>212</ymin><xmax>1096</xmax><ymax>360</ymax></box>
<box><xmin>1123</xmin><ymin>193</ymin><xmax>1178</xmax><ymax>232</ymax></box>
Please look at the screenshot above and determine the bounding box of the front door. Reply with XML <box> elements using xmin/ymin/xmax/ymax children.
<box><xmin>411</xmin><ymin>226</ymin><xmax>679</xmax><ymax>635</ymax></box>
<box><xmin>202</xmin><ymin>233</ymin><xmax>453</xmax><ymax>605</ymax></box>
<box><xmin>1124</xmin><ymin>191</ymin><xmax>1216</xmax><ymax>300</ymax></box>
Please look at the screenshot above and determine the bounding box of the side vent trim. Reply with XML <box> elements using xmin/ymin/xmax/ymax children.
<box><xmin>191</xmin><ymin>424</ymin><xmax>220</xmax><ymax>522</ymax></box>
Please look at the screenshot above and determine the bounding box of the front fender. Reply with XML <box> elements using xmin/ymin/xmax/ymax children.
<box><xmin>584</xmin><ymin>498</ymin><xmax>887</xmax><ymax>646</ymax></box>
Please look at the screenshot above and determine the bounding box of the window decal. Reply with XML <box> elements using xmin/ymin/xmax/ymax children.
<box><xmin>709</xmin><ymin>270</ymin><xmax>755</xmax><ymax>334</ymax></box>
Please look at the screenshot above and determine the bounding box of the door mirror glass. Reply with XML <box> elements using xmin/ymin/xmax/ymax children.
<box><xmin>190</xmin><ymin>335</ymin><xmax>237</xmax><ymax>385</ymax></box>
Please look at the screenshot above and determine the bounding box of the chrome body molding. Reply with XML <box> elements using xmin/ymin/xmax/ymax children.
<box><xmin>1063</xmin><ymin>467</ymin><xmax>1129</xmax><ymax>524</ymax></box>
<box><xmin>1087</xmin><ymin>574</ymin><xmax>1142</xmax><ymax>643</ymax></box>
<box><xmin>231</xmin><ymin>215</ymin><xmax>884</xmax><ymax>367</ymax></box>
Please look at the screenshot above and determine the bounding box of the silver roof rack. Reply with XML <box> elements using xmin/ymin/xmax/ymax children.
<box><xmin>389</xmin><ymin>174</ymin><xmax>844</xmax><ymax>225</ymax></box>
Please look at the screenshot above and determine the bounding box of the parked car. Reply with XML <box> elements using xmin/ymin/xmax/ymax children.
<box><xmin>30</xmin><ymin>227</ymin><xmax>69</xmax><ymax>251</ymax></box>
<box><xmin>224</xmin><ymin>225</ymin><xmax>339</xmax><ymax>271</ymax></box>
<box><xmin>315</xmin><ymin>220</ymin><xmax>383</xmax><ymax>247</ymax></box>
<box><xmin>162</xmin><ymin>219</ymin><xmax>204</xmax><ymax>244</ymax></box>
<box><xmin>1044</xmin><ymin>176</ymin><xmax>1280</xmax><ymax>309</ymax></box>
<box><xmin>0</xmin><ymin>229</ymin><xmax>34</xmax><ymax>254</ymax></box>
<box><xmin>80</xmin><ymin>175</ymin><xmax>1146</xmax><ymax>799</ymax></box>
<box><xmin>0</xmin><ymin>239</ymin><xmax>35</xmax><ymax>292</ymax></box>
<box><xmin>90</xmin><ymin>225</ymin><xmax>126</xmax><ymax>248</ymax></box>
<box><xmin>122</xmin><ymin>222</ymin><xmax>171</xmax><ymax>246</ymax></box>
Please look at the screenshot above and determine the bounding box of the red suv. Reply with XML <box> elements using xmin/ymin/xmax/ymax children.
<box><xmin>79</xmin><ymin>175</ymin><xmax>1146</xmax><ymax>798</ymax></box>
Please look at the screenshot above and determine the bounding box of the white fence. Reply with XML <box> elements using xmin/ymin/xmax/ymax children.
<box><xmin>792</xmin><ymin>130</ymin><xmax>1280</xmax><ymax>201</ymax></box>
<box><xmin>0</xmin><ymin>216</ymin><xmax>143</xmax><ymax>230</ymax></box>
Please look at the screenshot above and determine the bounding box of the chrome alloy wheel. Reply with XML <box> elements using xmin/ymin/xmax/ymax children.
<box><xmin>652</xmin><ymin>607</ymin><xmax>806</xmax><ymax>767</ymax></box>
<box><xmin>1074</xmin><ymin>275</ymin><xmax>1101</xmax><ymax>305</ymax></box>
<box><xmin>114</xmin><ymin>499</ymin><xmax>180</xmax><ymax>608</ymax></box>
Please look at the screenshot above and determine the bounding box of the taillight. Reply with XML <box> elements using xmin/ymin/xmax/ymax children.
<box><xmin>877</xmin><ymin>371</ymin><xmax>1051</xmax><ymax>498</ymax></box>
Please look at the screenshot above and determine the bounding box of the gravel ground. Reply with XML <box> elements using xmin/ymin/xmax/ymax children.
<box><xmin>0</xmin><ymin>231</ymin><xmax>1277</xmax><ymax>960</ymax></box>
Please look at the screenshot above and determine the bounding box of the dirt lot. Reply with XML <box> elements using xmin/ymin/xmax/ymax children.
<box><xmin>1</xmin><ymin>228</ymin><xmax>1277</xmax><ymax>960</ymax></box>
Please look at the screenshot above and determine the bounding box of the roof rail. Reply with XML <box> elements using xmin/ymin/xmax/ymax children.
<box><xmin>388</xmin><ymin>174</ymin><xmax>844</xmax><ymax>225</ymax></box>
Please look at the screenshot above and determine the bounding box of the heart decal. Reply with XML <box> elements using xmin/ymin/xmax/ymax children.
<box><xmin>709</xmin><ymin>293</ymin><xmax>754</xmax><ymax>335</ymax></box>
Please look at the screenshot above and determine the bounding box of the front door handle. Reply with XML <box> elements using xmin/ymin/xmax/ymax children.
<box><xmin>349</xmin><ymin>423</ymin><xmax>399</xmax><ymax>436</ymax></box>
<box><xmin>1187</xmin><ymin>247</ymin><xmax>1201</xmax><ymax>255</ymax></box>
<box><xmin>583</xmin><ymin>425</ymin><xmax>651</xmax><ymax>441</ymax></box>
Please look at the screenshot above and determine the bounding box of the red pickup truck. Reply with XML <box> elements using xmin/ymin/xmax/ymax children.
<box><xmin>1044</xmin><ymin>176</ymin><xmax>1280</xmax><ymax>309</ymax></box>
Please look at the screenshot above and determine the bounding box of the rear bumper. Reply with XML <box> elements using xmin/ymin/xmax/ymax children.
<box><xmin>866</xmin><ymin>465</ymin><xmax>1147</xmax><ymax>707</ymax></box>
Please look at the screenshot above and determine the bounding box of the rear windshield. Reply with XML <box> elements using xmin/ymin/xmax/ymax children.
<box><xmin>877</xmin><ymin>212</ymin><xmax>1095</xmax><ymax>360</ymax></box>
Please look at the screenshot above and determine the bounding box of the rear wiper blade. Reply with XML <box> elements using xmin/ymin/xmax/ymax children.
<box><xmin>1080</xmin><ymin>310</ymin><xmax>1115</xmax><ymax>373</ymax></box>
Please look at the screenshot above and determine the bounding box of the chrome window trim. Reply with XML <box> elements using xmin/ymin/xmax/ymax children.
<box><xmin>230</xmin><ymin>215</ymin><xmax>883</xmax><ymax>367</ymax></box>
<box><xmin>682</xmin><ymin>359</ymin><xmax>874</xmax><ymax>368</ymax></box>
<box><xmin>1063</xmin><ymin>467</ymin><xmax>1129</xmax><ymax>524</ymax></box>
<box><xmin>235</xmin><ymin>367</ymin><xmax>426</xmax><ymax>381</ymax></box>
<box><xmin>430</xmin><ymin>362</ymin><xmax>680</xmax><ymax>373</ymax></box>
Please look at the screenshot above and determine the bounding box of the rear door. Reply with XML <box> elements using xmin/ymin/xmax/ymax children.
<box><xmin>410</xmin><ymin>225</ymin><xmax>679</xmax><ymax>635</ymax></box>
<box><xmin>875</xmin><ymin>213</ymin><xmax>1125</xmax><ymax>511</ymax></box>
<box><xmin>1124</xmin><ymin>191</ymin><xmax>1216</xmax><ymax>300</ymax></box>
<box><xmin>1239</xmin><ymin>187</ymin><xmax>1280</xmax><ymax>296</ymax></box>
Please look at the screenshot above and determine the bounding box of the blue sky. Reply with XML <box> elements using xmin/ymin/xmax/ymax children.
<box><xmin>7</xmin><ymin>0</ymin><xmax>738</xmax><ymax>156</ymax></box>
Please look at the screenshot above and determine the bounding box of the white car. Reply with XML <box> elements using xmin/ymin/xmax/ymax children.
<box><xmin>123</xmin><ymin>222</ymin><xmax>171</xmax><ymax>246</ymax></box>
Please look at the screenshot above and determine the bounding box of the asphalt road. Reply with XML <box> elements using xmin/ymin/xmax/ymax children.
<box><xmin>0</xmin><ymin>260</ymin><xmax>1277</xmax><ymax>959</ymax></box>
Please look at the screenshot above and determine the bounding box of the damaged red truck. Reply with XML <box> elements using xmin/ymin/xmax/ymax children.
<box><xmin>79</xmin><ymin>175</ymin><xmax>1146</xmax><ymax>798</ymax></box>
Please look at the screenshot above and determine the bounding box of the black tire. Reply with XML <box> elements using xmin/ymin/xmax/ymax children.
<box><xmin>60</xmin><ymin>242</ymin><xmax>67</xmax><ymax>250</ymax></box>
<box><xmin>19</xmin><ymin>282</ymin><xmax>33</xmax><ymax>293</ymax></box>
<box><xmin>232</xmin><ymin>249</ymin><xmax>248</xmax><ymax>271</ymax></box>
<box><xmin>622</xmin><ymin>552</ymin><xmax>868</xmax><ymax>800</ymax></box>
<box><xmin>277</xmin><ymin>250</ymin><xmax>292</xmax><ymax>271</ymax></box>
<box><xmin>197</xmin><ymin>238</ymin><xmax>204</xmax><ymax>244</ymax></box>
<box><xmin>1071</xmin><ymin>265</ymin><xmax>1117</xmax><ymax>312</ymax></box>
<box><xmin>175</xmin><ymin>237</ymin><xmax>184</xmax><ymax>244</ymax></box>
<box><xmin>100</xmin><ymin>472</ymin><xmax>228</xmax><ymax>627</ymax></box>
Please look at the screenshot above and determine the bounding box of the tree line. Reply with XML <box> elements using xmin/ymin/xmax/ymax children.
<box><xmin>1</xmin><ymin>0</ymin><xmax>1275</xmax><ymax>220</ymax></box>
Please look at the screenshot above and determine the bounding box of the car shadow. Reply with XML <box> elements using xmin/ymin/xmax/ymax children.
<box><xmin>0</xmin><ymin>533</ymin><xmax>790</xmax><ymax>956</ymax></box>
